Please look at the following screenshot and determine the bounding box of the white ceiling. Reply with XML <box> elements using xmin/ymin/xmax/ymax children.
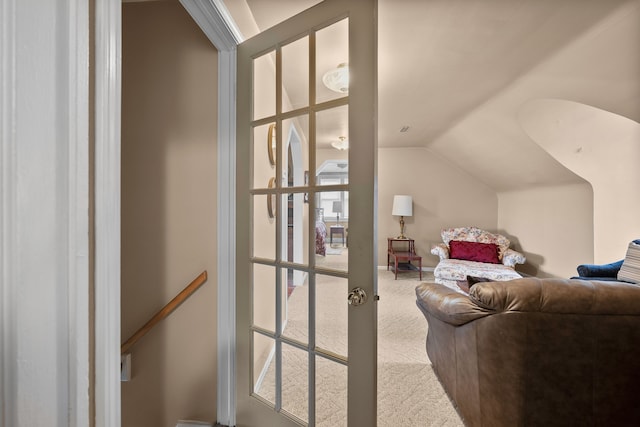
<box><xmin>226</xmin><ymin>0</ymin><xmax>640</xmax><ymax>192</ymax></box>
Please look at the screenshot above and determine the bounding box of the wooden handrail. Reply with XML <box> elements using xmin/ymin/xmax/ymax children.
<box><xmin>121</xmin><ymin>270</ymin><xmax>208</xmax><ymax>354</ymax></box>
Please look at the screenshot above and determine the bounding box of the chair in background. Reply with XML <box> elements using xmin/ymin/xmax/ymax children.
<box><xmin>431</xmin><ymin>226</ymin><xmax>526</xmax><ymax>292</ymax></box>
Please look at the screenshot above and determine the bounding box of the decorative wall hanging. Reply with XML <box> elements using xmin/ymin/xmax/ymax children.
<box><xmin>267</xmin><ymin>123</ymin><xmax>276</xmax><ymax>166</ymax></box>
<box><xmin>267</xmin><ymin>177</ymin><xmax>276</xmax><ymax>219</ymax></box>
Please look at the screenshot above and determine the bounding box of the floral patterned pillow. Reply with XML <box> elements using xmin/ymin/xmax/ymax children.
<box><xmin>441</xmin><ymin>226</ymin><xmax>511</xmax><ymax>261</ymax></box>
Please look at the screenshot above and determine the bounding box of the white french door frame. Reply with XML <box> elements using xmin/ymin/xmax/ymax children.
<box><xmin>235</xmin><ymin>0</ymin><xmax>378</xmax><ymax>425</ymax></box>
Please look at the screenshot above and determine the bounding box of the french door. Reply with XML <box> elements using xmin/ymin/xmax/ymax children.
<box><xmin>236</xmin><ymin>0</ymin><xmax>377</xmax><ymax>425</ymax></box>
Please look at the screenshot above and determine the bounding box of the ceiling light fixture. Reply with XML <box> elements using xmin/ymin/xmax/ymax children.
<box><xmin>322</xmin><ymin>63</ymin><xmax>349</xmax><ymax>93</ymax></box>
<box><xmin>331</xmin><ymin>136</ymin><xmax>349</xmax><ymax>151</ymax></box>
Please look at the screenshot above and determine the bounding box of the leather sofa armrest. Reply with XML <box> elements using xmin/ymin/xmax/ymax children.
<box><xmin>415</xmin><ymin>282</ymin><xmax>492</xmax><ymax>326</ymax></box>
<box><xmin>502</xmin><ymin>248</ymin><xmax>526</xmax><ymax>267</ymax></box>
<box><xmin>430</xmin><ymin>243</ymin><xmax>449</xmax><ymax>261</ymax></box>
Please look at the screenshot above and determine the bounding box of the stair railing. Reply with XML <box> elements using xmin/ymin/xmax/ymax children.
<box><xmin>121</xmin><ymin>270</ymin><xmax>208</xmax><ymax>354</ymax></box>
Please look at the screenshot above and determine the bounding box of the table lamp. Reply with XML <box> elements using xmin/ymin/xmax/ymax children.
<box><xmin>332</xmin><ymin>201</ymin><xmax>343</xmax><ymax>225</ymax></box>
<box><xmin>392</xmin><ymin>195</ymin><xmax>413</xmax><ymax>239</ymax></box>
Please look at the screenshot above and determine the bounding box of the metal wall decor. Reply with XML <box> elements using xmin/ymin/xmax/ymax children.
<box><xmin>267</xmin><ymin>176</ymin><xmax>276</xmax><ymax>219</ymax></box>
<box><xmin>267</xmin><ymin>123</ymin><xmax>276</xmax><ymax>166</ymax></box>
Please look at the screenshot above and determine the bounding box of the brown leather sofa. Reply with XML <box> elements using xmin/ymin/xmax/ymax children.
<box><xmin>415</xmin><ymin>277</ymin><xmax>640</xmax><ymax>427</ymax></box>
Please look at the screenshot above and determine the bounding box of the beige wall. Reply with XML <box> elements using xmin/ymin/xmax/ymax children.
<box><xmin>519</xmin><ymin>99</ymin><xmax>640</xmax><ymax>263</ymax></box>
<box><xmin>378</xmin><ymin>147</ymin><xmax>498</xmax><ymax>267</ymax></box>
<box><xmin>498</xmin><ymin>183</ymin><xmax>594</xmax><ymax>279</ymax></box>
<box><xmin>121</xmin><ymin>3</ymin><xmax>218</xmax><ymax>426</ymax></box>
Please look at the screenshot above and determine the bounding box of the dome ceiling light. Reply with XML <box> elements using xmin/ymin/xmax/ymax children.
<box><xmin>322</xmin><ymin>63</ymin><xmax>349</xmax><ymax>94</ymax></box>
<box><xmin>331</xmin><ymin>136</ymin><xmax>349</xmax><ymax>151</ymax></box>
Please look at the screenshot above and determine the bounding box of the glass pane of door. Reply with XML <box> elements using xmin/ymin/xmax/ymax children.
<box><xmin>316</xmin><ymin>274</ymin><xmax>348</xmax><ymax>358</ymax></box>
<box><xmin>281</xmin><ymin>115</ymin><xmax>309</xmax><ymax>190</ymax></box>
<box><xmin>317</xmin><ymin>356</ymin><xmax>348</xmax><ymax>427</ymax></box>
<box><xmin>282</xmin><ymin>36</ymin><xmax>309</xmax><ymax>113</ymax></box>
<box><xmin>253</xmin><ymin>51</ymin><xmax>276</xmax><ymax>121</ymax></box>
<box><xmin>316</xmin><ymin>105</ymin><xmax>349</xmax><ymax>186</ymax></box>
<box><xmin>236</xmin><ymin>1</ymin><xmax>377</xmax><ymax>425</ymax></box>
<box><xmin>316</xmin><ymin>18</ymin><xmax>349</xmax><ymax>104</ymax></box>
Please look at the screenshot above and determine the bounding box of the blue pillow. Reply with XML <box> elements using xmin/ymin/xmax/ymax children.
<box><xmin>575</xmin><ymin>240</ymin><xmax>640</xmax><ymax>278</ymax></box>
<box><xmin>577</xmin><ymin>260</ymin><xmax>623</xmax><ymax>278</ymax></box>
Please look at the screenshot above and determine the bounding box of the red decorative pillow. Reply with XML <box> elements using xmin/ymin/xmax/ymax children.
<box><xmin>449</xmin><ymin>240</ymin><xmax>500</xmax><ymax>264</ymax></box>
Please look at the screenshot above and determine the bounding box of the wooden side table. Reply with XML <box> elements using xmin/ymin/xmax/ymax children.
<box><xmin>330</xmin><ymin>225</ymin><xmax>345</xmax><ymax>247</ymax></box>
<box><xmin>387</xmin><ymin>237</ymin><xmax>422</xmax><ymax>280</ymax></box>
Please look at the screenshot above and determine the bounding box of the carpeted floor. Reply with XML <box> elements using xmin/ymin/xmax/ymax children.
<box><xmin>255</xmin><ymin>255</ymin><xmax>464</xmax><ymax>426</ymax></box>
<box><xmin>376</xmin><ymin>269</ymin><xmax>463</xmax><ymax>427</ymax></box>
<box><xmin>324</xmin><ymin>246</ymin><xmax>344</xmax><ymax>255</ymax></box>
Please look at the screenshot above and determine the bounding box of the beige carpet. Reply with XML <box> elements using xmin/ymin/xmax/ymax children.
<box><xmin>256</xmin><ymin>258</ymin><xmax>464</xmax><ymax>426</ymax></box>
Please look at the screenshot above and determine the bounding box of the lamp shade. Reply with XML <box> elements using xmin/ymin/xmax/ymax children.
<box><xmin>392</xmin><ymin>195</ymin><xmax>412</xmax><ymax>217</ymax></box>
<box><xmin>332</xmin><ymin>201</ymin><xmax>343</xmax><ymax>213</ymax></box>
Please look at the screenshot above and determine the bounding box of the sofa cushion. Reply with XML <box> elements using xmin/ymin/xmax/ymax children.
<box><xmin>449</xmin><ymin>240</ymin><xmax>500</xmax><ymax>264</ymax></box>
<box><xmin>618</xmin><ymin>241</ymin><xmax>640</xmax><ymax>284</ymax></box>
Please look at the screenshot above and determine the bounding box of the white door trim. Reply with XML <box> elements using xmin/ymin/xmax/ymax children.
<box><xmin>94</xmin><ymin>0</ymin><xmax>122</xmax><ymax>426</ymax></box>
<box><xmin>234</xmin><ymin>1</ymin><xmax>378</xmax><ymax>424</ymax></box>
<box><xmin>2</xmin><ymin>0</ymin><xmax>90</xmax><ymax>425</ymax></box>
<box><xmin>178</xmin><ymin>1</ymin><xmax>241</xmax><ymax>426</ymax></box>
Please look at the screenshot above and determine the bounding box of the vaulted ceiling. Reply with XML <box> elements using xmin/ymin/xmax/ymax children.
<box><xmin>224</xmin><ymin>0</ymin><xmax>640</xmax><ymax>192</ymax></box>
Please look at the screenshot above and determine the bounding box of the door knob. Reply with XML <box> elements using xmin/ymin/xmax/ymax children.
<box><xmin>347</xmin><ymin>287</ymin><xmax>367</xmax><ymax>306</ymax></box>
